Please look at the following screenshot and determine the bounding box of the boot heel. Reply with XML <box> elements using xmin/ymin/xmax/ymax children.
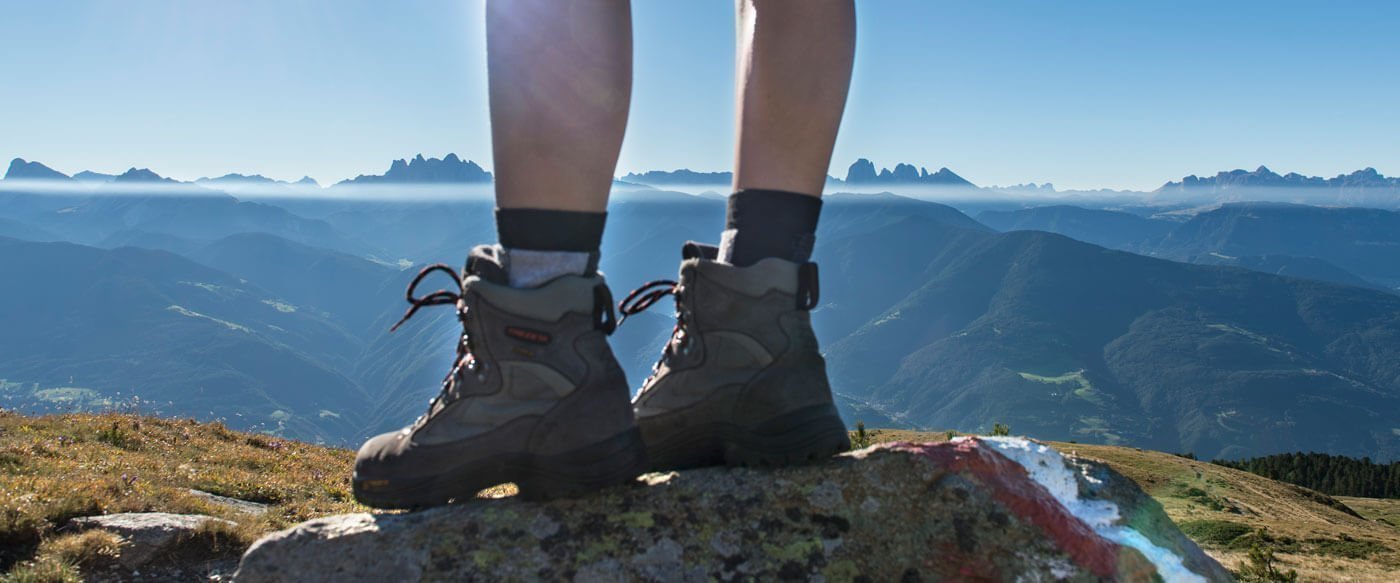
<box><xmin>517</xmin><ymin>428</ymin><xmax>648</xmax><ymax>500</ymax></box>
<box><xmin>722</xmin><ymin>403</ymin><xmax>851</xmax><ymax>468</ymax></box>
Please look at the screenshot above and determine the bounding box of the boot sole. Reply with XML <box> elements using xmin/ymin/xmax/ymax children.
<box><xmin>642</xmin><ymin>403</ymin><xmax>851</xmax><ymax>472</ymax></box>
<box><xmin>352</xmin><ymin>427</ymin><xmax>647</xmax><ymax>509</ymax></box>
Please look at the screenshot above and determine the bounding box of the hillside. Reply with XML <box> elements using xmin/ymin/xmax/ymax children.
<box><xmin>1152</xmin><ymin>202</ymin><xmax>1400</xmax><ymax>289</ymax></box>
<box><xmin>0</xmin><ymin>237</ymin><xmax>371</xmax><ymax>442</ymax></box>
<box><xmin>189</xmin><ymin>233</ymin><xmax>405</xmax><ymax>336</ymax></box>
<box><xmin>824</xmin><ymin>225</ymin><xmax>1400</xmax><ymax>461</ymax></box>
<box><xmin>974</xmin><ymin>202</ymin><xmax>1389</xmax><ymax>291</ymax></box>
<box><xmin>976</xmin><ymin>205</ymin><xmax>1174</xmax><ymax>252</ymax></box>
<box><xmin>858</xmin><ymin>429</ymin><xmax>1400</xmax><ymax>581</ymax></box>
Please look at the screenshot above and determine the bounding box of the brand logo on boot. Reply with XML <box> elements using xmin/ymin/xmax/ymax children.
<box><xmin>505</xmin><ymin>326</ymin><xmax>552</xmax><ymax>345</ymax></box>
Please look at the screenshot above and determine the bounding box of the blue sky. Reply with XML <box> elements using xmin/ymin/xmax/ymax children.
<box><xmin>3</xmin><ymin>1</ymin><xmax>1397</xmax><ymax>190</ymax></box>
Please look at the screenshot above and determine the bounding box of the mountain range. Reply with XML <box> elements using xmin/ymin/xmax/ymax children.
<box><xmin>4</xmin><ymin>154</ymin><xmax>1400</xmax><ymax>461</ymax></box>
<box><xmin>1160</xmin><ymin>166</ymin><xmax>1400</xmax><ymax>192</ymax></box>
<box><xmin>10</xmin><ymin>156</ymin><xmax>1400</xmax><ymax>205</ymax></box>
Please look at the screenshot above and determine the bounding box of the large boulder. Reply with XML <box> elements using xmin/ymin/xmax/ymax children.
<box><xmin>235</xmin><ymin>438</ymin><xmax>1230</xmax><ymax>581</ymax></box>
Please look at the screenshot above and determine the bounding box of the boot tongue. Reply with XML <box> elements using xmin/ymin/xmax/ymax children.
<box><xmin>681</xmin><ymin>241</ymin><xmax>719</xmax><ymax>261</ymax></box>
<box><xmin>464</xmin><ymin>244</ymin><xmax>509</xmax><ymax>285</ymax></box>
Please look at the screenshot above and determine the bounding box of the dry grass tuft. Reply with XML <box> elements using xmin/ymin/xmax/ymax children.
<box><xmin>34</xmin><ymin>531</ymin><xmax>122</xmax><ymax>570</ymax></box>
<box><xmin>0</xmin><ymin>558</ymin><xmax>80</xmax><ymax>583</ymax></box>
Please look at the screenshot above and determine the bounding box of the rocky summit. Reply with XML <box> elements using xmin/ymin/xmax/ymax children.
<box><xmin>235</xmin><ymin>438</ymin><xmax>1229</xmax><ymax>582</ymax></box>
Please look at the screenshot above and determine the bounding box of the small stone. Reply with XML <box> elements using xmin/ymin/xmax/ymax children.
<box><xmin>527</xmin><ymin>513</ymin><xmax>559</xmax><ymax>539</ymax></box>
<box><xmin>188</xmin><ymin>489</ymin><xmax>269</xmax><ymax>516</ymax></box>
<box><xmin>69</xmin><ymin>512</ymin><xmax>234</xmax><ymax>569</ymax></box>
<box><xmin>807</xmin><ymin>481</ymin><xmax>844</xmax><ymax>510</ymax></box>
<box><xmin>709</xmin><ymin>530</ymin><xmax>741</xmax><ymax>557</ymax></box>
<box><xmin>860</xmin><ymin>497</ymin><xmax>881</xmax><ymax>514</ymax></box>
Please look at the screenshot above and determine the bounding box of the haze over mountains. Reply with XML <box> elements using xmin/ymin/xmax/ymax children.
<box><xmin>3</xmin><ymin>154</ymin><xmax>1400</xmax><ymax>462</ymax></box>
<box><xmin>10</xmin><ymin>155</ymin><xmax>1400</xmax><ymax>203</ymax></box>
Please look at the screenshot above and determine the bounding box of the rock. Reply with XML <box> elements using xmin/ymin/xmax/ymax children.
<box><xmin>69</xmin><ymin>512</ymin><xmax>235</xmax><ymax>569</ymax></box>
<box><xmin>235</xmin><ymin>438</ymin><xmax>1230</xmax><ymax>582</ymax></box>
<box><xmin>188</xmin><ymin>489</ymin><xmax>270</xmax><ymax>516</ymax></box>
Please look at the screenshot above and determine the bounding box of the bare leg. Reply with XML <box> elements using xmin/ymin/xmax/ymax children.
<box><xmin>487</xmin><ymin>0</ymin><xmax>632</xmax><ymax>212</ymax></box>
<box><xmin>733</xmin><ymin>0</ymin><xmax>856</xmax><ymax>197</ymax></box>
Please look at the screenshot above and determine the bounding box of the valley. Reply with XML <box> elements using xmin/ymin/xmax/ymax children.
<box><xmin>3</xmin><ymin>157</ymin><xmax>1400</xmax><ymax>465</ymax></box>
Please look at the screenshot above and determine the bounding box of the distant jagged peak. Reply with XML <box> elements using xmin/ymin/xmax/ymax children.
<box><xmin>843</xmin><ymin>158</ymin><xmax>974</xmax><ymax>187</ymax></box>
<box><xmin>295</xmin><ymin>176</ymin><xmax>320</xmax><ymax>187</ymax></box>
<box><xmin>114</xmin><ymin>167</ymin><xmax>177</xmax><ymax>183</ymax></box>
<box><xmin>4</xmin><ymin>158</ymin><xmax>72</xmax><ymax>181</ymax></box>
<box><xmin>338</xmin><ymin>153</ymin><xmax>492</xmax><ymax>185</ymax></box>
<box><xmin>845</xmin><ymin>158</ymin><xmax>877</xmax><ymax>183</ymax></box>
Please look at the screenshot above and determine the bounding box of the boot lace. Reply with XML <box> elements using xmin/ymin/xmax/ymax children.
<box><xmin>618</xmin><ymin>279</ymin><xmax>687</xmax><ymax>387</ymax></box>
<box><xmin>389</xmin><ymin>264</ymin><xmax>485</xmax><ymax>422</ymax></box>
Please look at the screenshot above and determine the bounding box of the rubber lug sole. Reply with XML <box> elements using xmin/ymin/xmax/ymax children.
<box><xmin>352</xmin><ymin>427</ymin><xmax>647</xmax><ymax>509</ymax></box>
<box><xmin>642</xmin><ymin>403</ymin><xmax>850</xmax><ymax>472</ymax></box>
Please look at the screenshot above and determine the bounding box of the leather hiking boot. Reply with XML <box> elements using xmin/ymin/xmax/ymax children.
<box><xmin>618</xmin><ymin>242</ymin><xmax>849</xmax><ymax>471</ymax></box>
<box><xmin>353</xmin><ymin>245</ymin><xmax>645</xmax><ymax>508</ymax></box>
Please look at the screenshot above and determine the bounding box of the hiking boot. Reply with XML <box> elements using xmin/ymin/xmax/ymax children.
<box><xmin>353</xmin><ymin>245</ymin><xmax>645</xmax><ymax>508</ymax></box>
<box><xmin>619</xmin><ymin>242</ymin><xmax>849</xmax><ymax>471</ymax></box>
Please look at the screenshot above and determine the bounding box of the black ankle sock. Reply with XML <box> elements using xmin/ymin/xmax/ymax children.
<box><xmin>495</xmin><ymin>208</ymin><xmax>607</xmax><ymax>252</ymax></box>
<box><xmin>720</xmin><ymin>189</ymin><xmax>822</xmax><ymax>267</ymax></box>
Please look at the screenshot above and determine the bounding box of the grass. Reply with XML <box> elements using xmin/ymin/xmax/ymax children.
<box><xmin>1339</xmin><ymin>496</ymin><xmax>1400</xmax><ymax>529</ymax></box>
<box><xmin>0</xmin><ymin>411</ymin><xmax>519</xmax><ymax>580</ymax></box>
<box><xmin>0</xmin><ymin>412</ymin><xmax>358</xmax><ymax>577</ymax></box>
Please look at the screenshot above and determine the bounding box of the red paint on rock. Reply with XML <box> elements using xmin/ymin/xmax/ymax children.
<box><xmin>883</xmin><ymin>440</ymin><xmax>1143</xmax><ymax>579</ymax></box>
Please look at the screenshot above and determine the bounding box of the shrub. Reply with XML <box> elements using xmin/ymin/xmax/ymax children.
<box><xmin>94</xmin><ymin>422</ymin><xmax>137</xmax><ymax>451</ymax></box>
<box><xmin>1304</xmin><ymin>535</ymin><xmax>1388</xmax><ymax>559</ymax></box>
<box><xmin>1236</xmin><ymin>543</ymin><xmax>1297</xmax><ymax>583</ymax></box>
<box><xmin>849</xmin><ymin>422</ymin><xmax>872</xmax><ymax>449</ymax></box>
<box><xmin>990</xmin><ymin>423</ymin><xmax>1010</xmax><ymax>436</ymax></box>
<box><xmin>1177</xmin><ymin>519</ymin><xmax>1252</xmax><ymax>547</ymax></box>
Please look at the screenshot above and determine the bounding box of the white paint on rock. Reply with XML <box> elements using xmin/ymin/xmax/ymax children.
<box><xmin>965</xmin><ymin>436</ymin><xmax>1207</xmax><ymax>583</ymax></box>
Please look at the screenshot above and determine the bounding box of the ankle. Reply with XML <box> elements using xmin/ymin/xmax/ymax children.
<box><xmin>495</xmin><ymin>208</ymin><xmax>606</xmax><ymax>288</ymax></box>
<box><xmin>717</xmin><ymin>189</ymin><xmax>821</xmax><ymax>267</ymax></box>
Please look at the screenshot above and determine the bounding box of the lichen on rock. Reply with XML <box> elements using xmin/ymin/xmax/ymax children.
<box><xmin>235</xmin><ymin>438</ymin><xmax>1231</xmax><ymax>582</ymax></box>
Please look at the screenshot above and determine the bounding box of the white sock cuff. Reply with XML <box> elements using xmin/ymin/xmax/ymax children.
<box><xmin>503</xmin><ymin>248</ymin><xmax>593</xmax><ymax>288</ymax></box>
